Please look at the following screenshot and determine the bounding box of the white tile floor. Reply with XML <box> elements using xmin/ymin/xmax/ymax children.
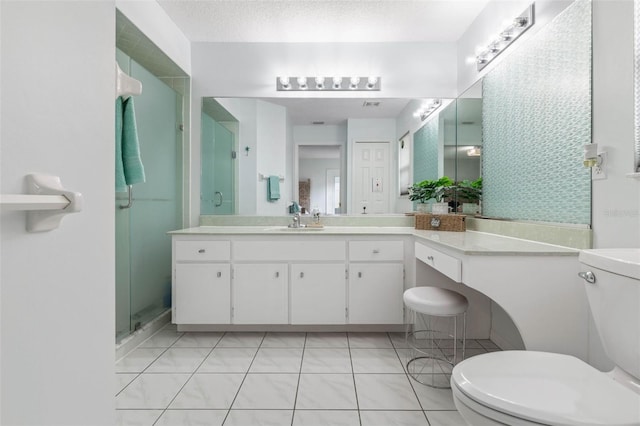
<box><xmin>116</xmin><ymin>324</ymin><xmax>500</xmax><ymax>426</ymax></box>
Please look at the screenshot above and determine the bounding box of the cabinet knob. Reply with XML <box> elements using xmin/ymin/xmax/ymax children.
<box><xmin>198</xmin><ymin>249</ymin><xmax>206</xmax><ymax>254</ymax></box>
<box><xmin>372</xmin><ymin>249</ymin><xmax>380</xmax><ymax>254</ymax></box>
<box><xmin>217</xmin><ymin>271</ymin><xmax>222</xmax><ymax>278</ymax></box>
<box><xmin>427</xmin><ymin>255</ymin><xmax>434</xmax><ymax>261</ymax></box>
<box><xmin>275</xmin><ymin>271</ymin><xmax>279</xmax><ymax>278</ymax></box>
<box><xmin>358</xmin><ymin>272</ymin><xmax>362</xmax><ymax>278</ymax></box>
<box><xmin>300</xmin><ymin>272</ymin><xmax>304</xmax><ymax>278</ymax></box>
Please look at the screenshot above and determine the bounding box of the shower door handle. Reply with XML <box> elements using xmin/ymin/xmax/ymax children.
<box><xmin>214</xmin><ymin>191</ymin><xmax>223</xmax><ymax>207</ymax></box>
<box><xmin>119</xmin><ymin>185</ymin><xmax>133</xmax><ymax>209</ymax></box>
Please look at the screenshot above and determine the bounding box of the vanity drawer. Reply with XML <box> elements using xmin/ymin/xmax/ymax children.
<box><xmin>415</xmin><ymin>242</ymin><xmax>461</xmax><ymax>282</ymax></box>
<box><xmin>349</xmin><ymin>241</ymin><xmax>404</xmax><ymax>261</ymax></box>
<box><xmin>234</xmin><ymin>241</ymin><xmax>346</xmax><ymax>261</ymax></box>
<box><xmin>175</xmin><ymin>240</ymin><xmax>231</xmax><ymax>262</ymax></box>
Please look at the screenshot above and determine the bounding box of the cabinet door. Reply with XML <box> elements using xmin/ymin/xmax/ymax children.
<box><xmin>349</xmin><ymin>263</ymin><xmax>404</xmax><ymax>324</ymax></box>
<box><xmin>290</xmin><ymin>263</ymin><xmax>346</xmax><ymax>324</ymax></box>
<box><xmin>233</xmin><ymin>264</ymin><xmax>288</xmax><ymax>324</ymax></box>
<box><xmin>174</xmin><ymin>263</ymin><xmax>231</xmax><ymax>324</ymax></box>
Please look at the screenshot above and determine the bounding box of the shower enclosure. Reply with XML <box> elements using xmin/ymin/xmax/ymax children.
<box><xmin>115</xmin><ymin>48</ymin><xmax>185</xmax><ymax>342</ymax></box>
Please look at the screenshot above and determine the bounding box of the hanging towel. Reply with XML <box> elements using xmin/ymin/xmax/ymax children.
<box><xmin>115</xmin><ymin>96</ymin><xmax>145</xmax><ymax>192</ymax></box>
<box><xmin>267</xmin><ymin>175</ymin><xmax>280</xmax><ymax>201</ymax></box>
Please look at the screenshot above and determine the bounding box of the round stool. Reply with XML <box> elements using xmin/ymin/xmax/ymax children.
<box><xmin>403</xmin><ymin>286</ymin><xmax>468</xmax><ymax>388</ymax></box>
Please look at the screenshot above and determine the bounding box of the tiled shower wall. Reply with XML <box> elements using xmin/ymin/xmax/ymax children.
<box><xmin>482</xmin><ymin>0</ymin><xmax>592</xmax><ymax>224</ymax></box>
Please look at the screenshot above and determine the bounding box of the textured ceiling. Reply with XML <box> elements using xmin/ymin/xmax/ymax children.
<box><xmin>157</xmin><ymin>0</ymin><xmax>490</xmax><ymax>43</ymax></box>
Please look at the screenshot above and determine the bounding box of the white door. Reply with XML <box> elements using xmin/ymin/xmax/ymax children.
<box><xmin>353</xmin><ymin>142</ymin><xmax>390</xmax><ymax>214</ymax></box>
<box><xmin>326</xmin><ymin>168</ymin><xmax>340</xmax><ymax>214</ymax></box>
<box><xmin>233</xmin><ymin>264</ymin><xmax>288</xmax><ymax>324</ymax></box>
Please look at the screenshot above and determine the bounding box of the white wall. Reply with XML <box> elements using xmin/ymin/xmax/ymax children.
<box><xmin>299</xmin><ymin>158</ymin><xmax>342</xmax><ymax>214</ymax></box>
<box><xmin>115</xmin><ymin>0</ymin><xmax>191</xmax><ymax>75</ymax></box>
<box><xmin>589</xmin><ymin>0</ymin><xmax>638</xmax><ymax>371</ymax></box>
<box><xmin>256</xmin><ymin>100</ymin><xmax>290</xmax><ymax>215</ymax></box>
<box><xmin>1</xmin><ymin>2</ymin><xmax>115</xmax><ymax>424</ymax></box>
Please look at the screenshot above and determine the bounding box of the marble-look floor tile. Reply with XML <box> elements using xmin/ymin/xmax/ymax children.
<box><xmin>389</xmin><ymin>332</ymin><xmax>412</xmax><ymax>349</ymax></box>
<box><xmin>293</xmin><ymin>410</ymin><xmax>360</xmax><ymax>425</ymax></box>
<box><xmin>232</xmin><ymin>373</ymin><xmax>298</xmax><ymax>409</ymax></box>
<box><xmin>197</xmin><ymin>347</ymin><xmax>257</xmax><ymax>373</ymax></box>
<box><xmin>217</xmin><ymin>332</ymin><xmax>264</xmax><ymax>347</ymax></box>
<box><xmin>145</xmin><ymin>347</ymin><xmax>210</xmax><ymax>373</ymax></box>
<box><xmin>116</xmin><ymin>348</ymin><xmax>165</xmax><ymax>373</ymax></box>
<box><xmin>169</xmin><ymin>373</ymin><xmax>244</xmax><ymax>409</ymax></box>
<box><xmin>305</xmin><ymin>332</ymin><xmax>348</xmax><ymax>348</ymax></box>
<box><xmin>301</xmin><ymin>348</ymin><xmax>352</xmax><ymax>373</ymax></box>
<box><xmin>154</xmin><ymin>409</ymin><xmax>226</xmax><ymax>426</ymax></box>
<box><xmin>224</xmin><ymin>410</ymin><xmax>293</xmax><ymax>426</ymax></box>
<box><xmin>116</xmin><ymin>373</ymin><xmax>139</xmax><ymax>395</ymax></box>
<box><xmin>411</xmin><ymin>380</ymin><xmax>457</xmax><ymax>410</ymax></box>
<box><xmin>116</xmin><ymin>373</ymin><xmax>190</xmax><ymax>409</ymax></box>
<box><xmin>172</xmin><ymin>332</ymin><xmax>223</xmax><ymax>348</ymax></box>
<box><xmin>262</xmin><ymin>332</ymin><xmax>306</xmax><ymax>348</ymax></box>
<box><xmin>116</xmin><ymin>409</ymin><xmax>162</xmax><ymax>426</ymax></box>
<box><xmin>348</xmin><ymin>332</ymin><xmax>393</xmax><ymax>348</ymax></box>
<box><xmin>355</xmin><ymin>374</ymin><xmax>421</xmax><ymax>410</ymax></box>
<box><xmin>296</xmin><ymin>374</ymin><xmax>357</xmax><ymax>410</ymax></box>
<box><xmin>425</xmin><ymin>410</ymin><xmax>468</xmax><ymax>426</ymax></box>
<box><xmin>360</xmin><ymin>410</ymin><xmax>429</xmax><ymax>426</ymax></box>
<box><xmin>249</xmin><ymin>348</ymin><xmax>303</xmax><ymax>373</ymax></box>
<box><xmin>139</xmin><ymin>330</ymin><xmax>183</xmax><ymax>348</ymax></box>
<box><xmin>350</xmin><ymin>348</ymin><xmax>404</xmax><ymax>373</ymax></box>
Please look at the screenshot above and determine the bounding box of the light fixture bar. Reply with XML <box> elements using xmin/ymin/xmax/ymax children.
<box><xmin>415</xmin><ymin>99</ymin><xmax>442</xmax><ymax>122</ymax></box>
<box><xmin>277</xmin><ymin>76</ymin><xmax>381</xmax><ymax>91</ymax></box>
<box><xmin>476</xmin><ymin>3</ymin><xmax>535</xmax><ymax>71</ymax></box>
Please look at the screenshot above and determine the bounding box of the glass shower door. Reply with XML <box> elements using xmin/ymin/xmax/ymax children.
<box><xmin>201</xmin><ymin>114</ymin><xmax>235</xmax><ymax>215</ymax></box>
<box><xmin>115</xmin><ymin>51</ymin><xmax>181</xmax><ymax>341</ymax></box>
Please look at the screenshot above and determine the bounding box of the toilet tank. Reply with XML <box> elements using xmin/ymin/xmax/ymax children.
<box><xmin>579</xmin><ymin>249</ymin><xmax>640</xmax><ymax>380</ymax></box>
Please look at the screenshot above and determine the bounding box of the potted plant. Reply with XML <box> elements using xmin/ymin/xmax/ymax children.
<box><xmin>408</xmin><ymin>176</ymin><xmax>453</xmax><ymax>213</ymax></box>
<box><xmin>456</xmin><ymin>177</ymin><xmax>482</xmax><ymax>214</ymax></box>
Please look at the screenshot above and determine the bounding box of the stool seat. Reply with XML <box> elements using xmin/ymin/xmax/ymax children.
<box><xmin>403</xmin><ymin>287</ymin><xmax>468</xmax><ymax>316</ymax></box>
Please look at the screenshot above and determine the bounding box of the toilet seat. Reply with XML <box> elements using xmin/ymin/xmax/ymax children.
<box><xmin>452</xmin><ymin>351</ymin><xmax>640</xmax><ymax>426</ymax></box>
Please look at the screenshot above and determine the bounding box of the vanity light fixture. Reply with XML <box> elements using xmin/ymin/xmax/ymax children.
<box><xmin>276</xmin><ymin>76</ymin><xmax>381</xmax><ymax>91</ymax></box>
<box><xmin>476</xmin><ymin>4</ymin><xmax>534</xmax><ymax>71</ymax></box>
<box><xmin>414</xmin><ymin>99</ymin><xmax>442</xmax><ymax>121</ymax></box>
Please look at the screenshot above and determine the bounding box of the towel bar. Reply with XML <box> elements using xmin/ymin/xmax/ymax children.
<box><xmin>0</xmin><ymin>174</ymin><xmax>82</xmax><ymax>232</ymax></box>
<box><xmin>258</xmin><ymin>173</ymin><xmax>284</xmax><ymax>182</ymax></box>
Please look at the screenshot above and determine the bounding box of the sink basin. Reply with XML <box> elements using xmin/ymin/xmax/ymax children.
<box><xmin>264</xmin><ymin>226</ymin><xmax>325</xmax><ymax>232</ymax></box>
<box><xmin>579</xmin><ymin>248</ymin><xmax>640</xmax><ymax>279</ymax></box>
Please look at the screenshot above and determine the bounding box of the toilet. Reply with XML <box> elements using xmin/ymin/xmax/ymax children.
<box><xmin>451</xmin><ymin>248</ymin><xmax>640</xmax><ymax>426</ymax></box>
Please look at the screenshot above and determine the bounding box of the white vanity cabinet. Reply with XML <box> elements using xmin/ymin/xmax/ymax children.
<box><xmin>290</xmin><ymin>263</ymin><xmax>347</xmax><ymax>324</ymax></box>
<box><xmin>348</xmin><ymin>241</ymin><xmax>404</xmax><ymax>324</ymax></box>
<box><xmin>232</xmin><ymin>264</ymin><xmax>288</xmax><ymax>324</ymax></box>
<box><xmin>173</xmin><ymin>240</ymin><xmax>231</xmax><ymax>324</ymax></box>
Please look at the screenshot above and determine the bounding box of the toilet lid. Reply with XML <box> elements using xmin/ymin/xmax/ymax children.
<box><xmin>452</xmin><ymin>351</ymin><xmax>640</xmax><ymax>426</ymax></box>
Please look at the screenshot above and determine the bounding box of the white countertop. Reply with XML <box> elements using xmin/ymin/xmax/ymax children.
<box><xmin>169</xmin><ymin>226</ymin><xmax>578</xmax><ymax>256</ymax></box>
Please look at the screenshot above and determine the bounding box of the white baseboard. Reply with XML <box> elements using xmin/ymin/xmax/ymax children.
<box><xmin>116</xmin><ymin>309</ymin><xmax>171</xmax><ymax>361</ymax></box>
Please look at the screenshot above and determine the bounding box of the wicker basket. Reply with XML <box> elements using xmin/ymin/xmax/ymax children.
<box><xmin>415</xmin><ymin>213</ymin><xmax>466</xmax><ymax>232</ymax></box>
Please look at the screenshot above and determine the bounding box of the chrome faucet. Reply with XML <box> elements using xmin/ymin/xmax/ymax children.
<box><xmin>289</xmin><ymin>212</ymin><xmax>301</xmax><ymax>228</ymax></box>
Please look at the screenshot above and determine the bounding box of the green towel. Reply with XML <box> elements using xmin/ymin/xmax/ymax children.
<box><xmin>268</xmin><ymin>175</ymin><xmax>280</xmax><ymax>201</ymax></box>
<box><xmin>115</xmin><ymin>96</ymin><xmax>145</xmax><ymax>192</ymax></box>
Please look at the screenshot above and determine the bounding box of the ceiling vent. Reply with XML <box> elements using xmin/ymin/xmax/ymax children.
<box><xmin>312</xmin><ymin>121</ymin><xmax>325</xmax><ymax>125</ymax></box>
<box><xmin>362</xmin><ymin>101</ymin><xmax>381</xmax><ymax>107</ymax></box>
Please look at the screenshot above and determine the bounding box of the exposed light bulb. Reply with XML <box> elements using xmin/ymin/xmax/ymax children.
<box><xmin>297</xmin><ymin>77</ymin><xmax>307</xmax><ymax>90</ymax></box>
<box><xmin>315</xmin><ymin>77</ymin><xmax>325</xmax><ymax>90</ymax></box>
<box><xmin>279</xmin><ymin>77</ymin><xmax>290</xmax><ymax>90</ymax></box>
<box><xmin>332</xmin><ymin>76</ymin><xmax>342</xmax><ymax>89</ymax></box>
<box><xmin>366</xmin><ymin>76</ymin><xmax>378</xmax><ymax>89</ymax></box>
<box><xmin>349</xmin><ymin>76</ymin><xmax>360</xmax><ymax>89</ymax></box>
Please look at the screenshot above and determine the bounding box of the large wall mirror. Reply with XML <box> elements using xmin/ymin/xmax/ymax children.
<box><xmin>200</xmin><ymin>0</ymin><xmax>591</xmax><ymax>223</ymax></box>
